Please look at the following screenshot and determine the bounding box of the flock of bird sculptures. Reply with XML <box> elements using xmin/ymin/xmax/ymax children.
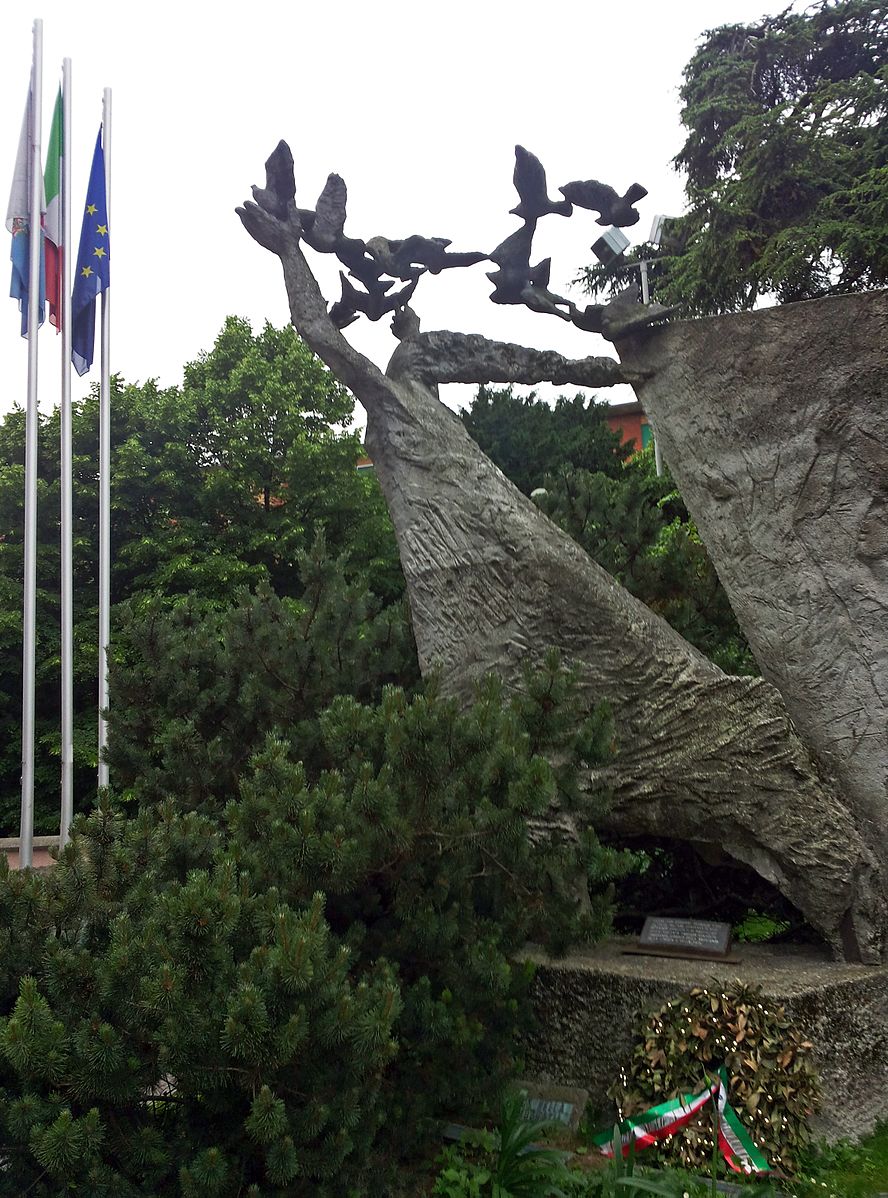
<box><xmin>256</xmin><ymin>143</ymin><xmax>672</xmax><ymax>340</ymax></box>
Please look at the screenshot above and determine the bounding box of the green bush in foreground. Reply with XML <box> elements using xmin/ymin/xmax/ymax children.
<box><xmin>0</xmin><ymin>657</ymin><xmax>626</xmax><ymax>1195</ymax></box>
<box><xmin>432</xmin><ymin>1096</ymin><xmax>698</xmax><ymax>1197</ymax></box>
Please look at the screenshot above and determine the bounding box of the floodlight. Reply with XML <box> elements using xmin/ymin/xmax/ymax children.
<box><xmin>591</xmin><ymin>227</ymin><xmax>630</xmax><ymax>268</ymax></box>
<box><xmin>649</xmin><ymin>214</ymin><xmax>666</xmax><ymax>247</ymax></box>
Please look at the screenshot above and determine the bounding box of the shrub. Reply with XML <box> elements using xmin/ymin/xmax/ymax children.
<box><xmin>0</xmin><ymin>657</ymin><xmax>627</xmax><ymax>1195</ymax></box>
<box><xmin>0</xmin><ymin>806</ymin><xmax>400</xmax><ymax>1196</ymax></box>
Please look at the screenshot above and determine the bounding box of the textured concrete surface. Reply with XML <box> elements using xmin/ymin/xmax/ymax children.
<box><xmin>239</xmin><ymin>153</ymin><xmax>887</xmax><ymax>961</ymax></box>
<box><xmin>522</xmin><ymin>938</ymin><xmax>888</xmax><ymax>1142</ymax></box>
<box><xmin>619</xmin><ymin>291</ymin><xmax>888</xmax><ymax>897</ymax></box>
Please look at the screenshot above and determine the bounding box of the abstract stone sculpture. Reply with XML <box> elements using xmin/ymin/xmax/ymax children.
<box><xmin>239</xmin><ymin>141</ymin><xmax>887</xmax><ymax>963</ymax></box>
<box><xmin>618</xmin><ymin>294</ymin><xmax>888</xmax><ymax>906</ymax></box>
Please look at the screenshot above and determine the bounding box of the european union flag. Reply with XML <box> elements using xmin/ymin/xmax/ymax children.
<box><xmin>71</xmin><ymin>127</ymin><xmax>109</xmax><ymax>376</ymax></box>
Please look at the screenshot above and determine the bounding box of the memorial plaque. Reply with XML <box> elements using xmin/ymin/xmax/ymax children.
<box><xmin>515</xmin><ymin>1081</ymin><xmax>588</xmax><ymax>1133</ymax></box>
<box><xmin>442</xmin><ymin>1081</ymin><xmax>588</xmax><ymax>1146</ymax></box>
<box><xmin>628</xmin><ymin>916</ymin><xmax>734</xmax><ymax>961</ymax></box>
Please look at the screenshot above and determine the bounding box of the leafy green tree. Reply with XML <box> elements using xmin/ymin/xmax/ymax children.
<box><xmin>0</xmin><ymin>318</ymin><xmax>405</xmax><ymax>833</ymax></box>
<box><xmin>580</xmin><ymin>0</ymin><xmax>888</xmax><ymax>313</ymax></box>
<box><xmin>107</xmin><ymin>536</ymin><xmax>418</xmax><ymax>811</ymax></box>
<box><xmin>460</xmin><ymin>388</ymin><xmax>630</xmax><ymax>495</ymax></box>
<box><xmin>534</xmin><ymin>455</ymin><xmax>756</xmax><ymax>675</ymax></box>
<box><xmin>460</xmin><ymin>389</ymin><xmax>754</xmax><ymax>673</ymax></box>
<box><xmin>0</xmin><ymin>655</ymin><xmax>625</xmax><ymax>1196</ymax></box>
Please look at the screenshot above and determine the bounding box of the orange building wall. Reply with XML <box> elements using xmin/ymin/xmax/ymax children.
<box><xmin>606</xmin><ymin>411</ymin><xmax>649</xmax><ymax>453</ymax></box>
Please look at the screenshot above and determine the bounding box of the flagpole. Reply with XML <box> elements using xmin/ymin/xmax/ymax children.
<box><xmin>20</xmin><ymin>19</ymin><xmax>44</xmax><ymax>869</ymax></box>
<box><xmin>97</xmin><ymin>88</ymin><xmax>111</xmax><ymax>791</ymax></box>
<box><xmin>59</xmin><ymin>58</ymin><xmax>74</xmax><ymax>844</ymax></box>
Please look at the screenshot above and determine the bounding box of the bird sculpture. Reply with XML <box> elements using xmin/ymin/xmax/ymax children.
<box><xmin>328</xmin><ymin>271</ymin><xmax>417</xmax><ymax>329</ymax></box>
<box><xmin>598</xmin><ymin>283</ymin><xmax>677</xmax><ymax>340</ymax></box>
<box><xmin>335</xmin><ymin>236</ymin><xmax>394</xmax><ymax>295</ymax></box>
<box><xmin>251</xmin><ymin>140</ymin><xmax>296</xmax><ymax>221</ymax></box>
<box><xmin>366</xmin><ymin>234</ymin><xmax>487</xmax><ymax>281</ymax></box>
<box><xmin>486</xmin><ymin>222</ymin><xmax>538</xmax><ymax>303</ymax></box>
<box><xmin>486</xmin><ymin>223</ymin><xmax>572</xmax><ymax>320</ymax></box>
<box><xmin>299</xmin><ymin>173</ymin><xmax>348</xmax><ymax>253</ymax></box>
<box><xmin>568</xmin><ymin>303</ymin><xmax>605</xmax><ymax>334</ymax></box>
<box><xmin>558</xmin><ymin>179</ymin><xmax>648</xmax><ymax>227</ymax></box>
<box><xmin>509</xmin><ymin>146</ymin><xmax>573</xmax><ymax>221</ymax></box>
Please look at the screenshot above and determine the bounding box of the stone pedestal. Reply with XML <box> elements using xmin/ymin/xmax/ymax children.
<box><xmin>522</xmin><ymin>937</ymin><xmax>888</xmax><ymax>1142</ymax></box>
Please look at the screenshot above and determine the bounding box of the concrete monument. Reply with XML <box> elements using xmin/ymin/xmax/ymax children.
<box><xmin>238</xmin><ymin>142</ymin><xmax>887</xmax><ymax>964</ymax></box>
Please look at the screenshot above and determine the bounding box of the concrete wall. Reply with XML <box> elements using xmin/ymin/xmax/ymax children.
<box><xmin>521</xmin><ymin>937</ymin><xmax>888</xmax><ymax>1143</ymax></box>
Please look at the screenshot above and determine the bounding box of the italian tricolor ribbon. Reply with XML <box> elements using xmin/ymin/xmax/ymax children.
<box><xmin>591</xmin><ymin>1068</ymin><xmax>771</xmax><ymax>1175</ymax></box>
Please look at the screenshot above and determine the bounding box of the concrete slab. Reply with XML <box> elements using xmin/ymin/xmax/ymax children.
<box><xmin>521</xmin><ymin>937</ymin><xmax>888</xmax><ymax>1143</ymax></box>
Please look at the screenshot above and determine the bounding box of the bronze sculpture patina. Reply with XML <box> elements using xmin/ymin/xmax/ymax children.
<box><xmin>239</xmin><ymin>142</ymin><xmax>888</xmax><ymax>964</ymax></box>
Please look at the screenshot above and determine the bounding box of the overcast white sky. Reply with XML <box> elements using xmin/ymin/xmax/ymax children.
<box><xmin>2</xmin><ymin>0</ymin><xmax>775</xmax><ymax>427</ymax></box>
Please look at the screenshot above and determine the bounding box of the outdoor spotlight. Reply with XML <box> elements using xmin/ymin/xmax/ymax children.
<box><xmin>591</xmin><ymin>227</ymin><xmax>630</xmax><ymax>268</ymax></box>
<box><xmin>648</xmin><ymin>214</ymin><xmax>667</xmax><ymax>247</ymax></box>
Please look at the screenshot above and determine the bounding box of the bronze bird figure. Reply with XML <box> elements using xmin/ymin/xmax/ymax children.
<box><xmin>300</xmin><ymin>174</ymin><xmax>347</xmax><ymax>253</ymax></box>
<box><xmin>486</xmin><ymin>222</ymin><xmax>538</xmax><ymax>304</ymax></box>
<box><xmin>558</xmin><ymin>179</ymin><xmax>648</xmax><ymax>227</ymax></box>
<box><xmin>336</xmin><ymin>236</ymin><xmax>394</xmax><ymax>295</ymax></box>
<box><xmin>510</xmin><ymin>146</ymin><xmax>572</xmax><ymax>221</ymax></box>
<box><xmin>329</xmin><ymin>271</ymin><xmax>417</xmax><ymax>329</ymax></box>
<box><xmin>569</xmin><ymin>303</ymin><xmax>605</xmax><ymax>334</ymax></box>
<box><xmin>366</xmin><ymin>235</ymin><xmax>487</xmax><ymax>280</ymax></box>
<box><xmin>251</xmin><ymin>140</ymin><xmax>297</xmax><ymax>221</ymax></box>
<box><xmin>599</xmin><ymin>283</ymin><xmax>678</xmax><ymax>341</ymax></box>
<box><xmin>486</xmin><ymin>223</ymin><xmax>571</xmax><ymax>320</ymax></box>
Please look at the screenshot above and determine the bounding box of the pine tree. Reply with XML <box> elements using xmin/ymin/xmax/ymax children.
<box><xmin>0</xmin><ymin>656</ymin><xmax>626</xmax><ymax>1195</ymax></box>
<box><xmin>579</xmin><ymin>0</ymin><xmax>888</xmax><ymax>313</ymax></box>
<box><xmin>0</xmin><ymin>801</ymin><xmax>400</xmax><ymax>1196</ymax></box>
<box><xmin>106</xmin><ymin>535</ymin><xmax>419</xmax><ymax>810</ymax></box>
<box><xmin>533</xmin><ymin>455</ymin><xmax>756</xmax><ymax>676</ymax></box>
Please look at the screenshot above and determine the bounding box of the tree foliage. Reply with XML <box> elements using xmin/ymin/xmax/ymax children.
<box><xmin>0</xmin><ymin>655</ymin><xmax>625</xmax><ymax>1196</ymax></box>
<box><xmin>107</xmin><ymin>537</ymin><xmax>418</xmax><ymax>812</ymax></box>
<box><xmin>461</xmin><ymin>389</ymin><xmax>754</xmax><ymax>674</ymax></box>
<box><xmin>0</xmin><ymin>318</ymin><xmax>404</xmax><ymax>833</ymax></box>
<box><xmin>460</xmin><ymin>388</ymin><xmax>630</xmax><ymax>495</ymax></box>
<box><xmin>580</xmin><ymin>0</ymin><xmax>888</xmax><ymax>313</ymax></box>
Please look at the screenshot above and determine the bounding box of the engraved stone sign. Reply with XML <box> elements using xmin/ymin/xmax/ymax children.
<box><xmin>633</xmin><ymin>916</ymin><xmax>733</xmax><ymax>960</ymax></box>
<box><xmin>441</xmin><ymin>1082</ymin><xmax>588</xmax><ymax>1146</ymax></box>
<box><xmin>516</xmin><ymin>1081</ymin><xmax>589</xmax><ymax>1133</ymax></box>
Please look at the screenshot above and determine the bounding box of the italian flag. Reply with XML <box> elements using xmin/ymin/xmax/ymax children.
<box><xmin>44</xmin><ymin>88</ymin><xmax>62</xmax><ymax>331</ymax></box>
<box><xmin>591</xmin><ymin>1070</ymin><xmax>772</xmax><ymax>1175</ymax></box>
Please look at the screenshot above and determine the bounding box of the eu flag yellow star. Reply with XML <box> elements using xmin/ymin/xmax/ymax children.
<box><xmin>72</xmin><ymin>128</ymin><xmax>109</xmax><ymax>378</ymax></box>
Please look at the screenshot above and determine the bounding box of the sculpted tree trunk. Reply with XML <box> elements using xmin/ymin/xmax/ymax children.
<box><xmin>238</xmin><ymin>143</ymin><xmax>887</xmax><ymax>963</ymax></box>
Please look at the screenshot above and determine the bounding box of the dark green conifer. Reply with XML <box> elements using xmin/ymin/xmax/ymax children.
<box><xmin>0</xmin><ymin>655</ymin><xmax>625</xmax><ymax>1195</ymax></box>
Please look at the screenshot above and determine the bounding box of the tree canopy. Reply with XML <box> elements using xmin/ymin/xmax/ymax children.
<box><xmin>580</xmin><ymin>0</ymin><xmax>888</xmax><ymax>313</ymax></box>
<box><xmin>0</xmin><ymin>317</ymin><xmax>405</xmax><ymax>833</ymax></box>
<box><xmin>459</xmin><ymin>388</ymin><xmax>630</xmax><ymax>495</ymax></box>
<box><xmin>461</xmin><ymin>389</ymin><xmax>755</xmax><ymax>675</ymax></box>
